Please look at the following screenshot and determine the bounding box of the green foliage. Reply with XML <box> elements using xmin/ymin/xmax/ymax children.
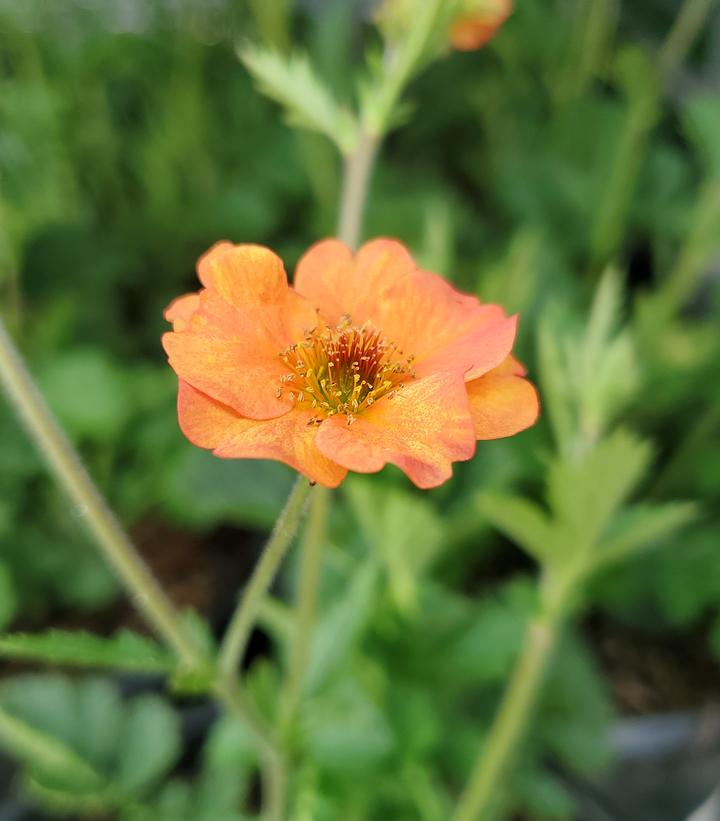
<box><xmin>0</xmin><ymin>629</ymin><xmax>174</xmax><ymax>673</ymax></box>
<box><xmin>0</xmin><ymin>675</ymin><xmax>181</xmax><ymax>814</ymax></box>
<box><xmin>240</xmin><ymin>46</ymin><xmax>359</xmax><ymax>153</ymax></box>
<box><xmin>0</xmin><ymin>1</ymin><xmax>717</xmax><ymax>819</ymax></box>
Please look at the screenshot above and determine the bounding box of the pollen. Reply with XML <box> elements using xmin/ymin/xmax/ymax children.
<box><xmin>278</xmin><ymin>317</ymin><xmax>415</xmax><ymax>423</ymax></box>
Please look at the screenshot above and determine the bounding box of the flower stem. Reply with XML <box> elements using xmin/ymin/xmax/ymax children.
<box><xmin>278</xmin><ymin>486</ymin><xmax>329</xmax><ymax>733</ymax></box>
<box><xmin>660</xmin><ymin>0</ymin><xmax>718</xmax><ymax>77</ymax></box>
<box><xmin>452</xmin><ymin>615</ymin><xmax>559</xmax><ymax>821</ymax></box>
<box><xmin>0</xmin><ymin>315</ymin><xmax>284</xmax><ymax>797</ymax></box>
<box><xmin>0</xmin><ymin>315</ymin><xmax>201</xmax><ymax>668</ymax></box>
<box><xmin>337</xmin><ymin>129</ymin><xmax>379</xmax><ymax>250</ymax></box>
<box><xmin>219</xmin><ymin>476</ymin><xmax>314</xmax><ymax>683</ymax></box>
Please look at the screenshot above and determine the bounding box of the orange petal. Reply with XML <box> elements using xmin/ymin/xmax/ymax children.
<box><xmin>164</xmin><ymin>243</ymin><xmax>320</xmax><ymax>420</ymax></box>
<box><xmin>165</xmin><ymin>293</ymin><xmax>200</xmax><ymax>331</ymax></box>
<box><xmin>492</xmin><ymin>354</ymin><xmax>527</xmax><ymax>377</ymax></box>
<box><xmin>466</xmin><ymin>373</ymin><xmax>539</xmax><ymax>439</ymax></box>
<box><xmin>314</xmin><ymin>372</ymin><xmax>476</xmax><ymax>489</ymax></box>
<box><xmin>294</xmin><ymin>238</ymin><xmax>416</xmax><ymax>326</ymax></box>
<box><xmin>367</xmin><ymin>269</ymin><xmax>518</xmax><ymax>380</ymax></box>
<box><xmin>177</xmin><ymin>381</ymin><xmax>347</xmax><ymax>487</ymax></box>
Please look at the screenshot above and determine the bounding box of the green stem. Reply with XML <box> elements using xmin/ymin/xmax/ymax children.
<box><xmin>219</xmin><ymin>477</ymin><xmax>314</xmax><ymax>683</ymax></box>
<box><xmin>0</xmin><ymin>315</ymin><xmax>200</xmax><ymax>669</ymax></box>
<box><xmin>337</xmin><ymin>130</ymin><xmax>379</xmax><ymax>250</ymax></box>
<box><xmin>452</xmin><ymin>614</ymin><xmax>559</xmax><ymax>821</ymax></box>
<box><xmin>660</xmin><ymin>0</ymin><xmax>718</xmax><ymax>77</ymax></box>
<box><xmin>656</xmin><ymin>177</ymin><xmax>720</xmax><ymax>314</ymax></box>
<box><xmin>0</xmin><ymin>314</ymin><xmax>283</xmax><ymax>798</ymax></box>
<box><xmin>278</xmin><ymin>487</ymin><xmax>329</xmax><ymax>733</ymax></box>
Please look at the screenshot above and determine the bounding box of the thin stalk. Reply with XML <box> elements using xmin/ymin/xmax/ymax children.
<box><xmin>278</xmin><ymin>487</ymin><xmax>329</xmax><ymax>732</ymax></box>
<box><xmin>452</xmin><ymin>615</ymin><xmax>559</xmax><ymax>821</ymax></box>
<box><xmin>660</xmin><ymin>0</ymin><xmax>718</xmax><ymax>77</ymax></box>
<box><xmin>0</xmin><ymin>315</ymin><xmax>283</xmax><ymax>793</ymax></box>
<box><xmin>337</xmin><ymin>130</ymin><xmax>379</xmax><ymax>250</ymax></box>
<box><xmin>219</xmin><ymin>477</ymin><xmax>314</xmax><ymax>683</ymax></box>
<box><xmin>656</xmin><ymin>177</ymin><xmax>720</xmax><ymax>314</ymax></box>
<box><xmin>0</xmin><ymin>315</ymin><xmax>200</xmax><ymax>668</ymax></box>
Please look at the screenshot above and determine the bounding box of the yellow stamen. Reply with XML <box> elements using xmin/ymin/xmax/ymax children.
<box><xmin>278</xmin><ymin>317</ymin><xmax>414</xmax><ymax>421</ymax></box>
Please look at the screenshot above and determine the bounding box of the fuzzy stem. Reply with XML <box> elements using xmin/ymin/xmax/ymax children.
<box><xmin>452</xmin><ymin>615</ymin><xmax>559</xmax><ymax>821</ymax></box>
<box><xmin>0</xmin><ymin>315</ymin><xmax>284</xmax><ymax>798</ymax></box>
<box><xmin>219</xmin><ymin>477</ymin><xmax>314</xmax><ymax>684</ymax></box>
<box><xmin>660</xmin><ymin>0</ymin><xmax>718</xmax><ymax>77</ymax></box>
<box><xmin>0</xmin><ymin>315</ymin><xmax>201</xmax><ymax>668</ymax></box>
<box><xmin>278</xmin><ymin>487</ymin><xmax>329</xmax><ymax>733</ymax></box>
<box><xmin>337</xmin><ymin>130</ymin><xmax>379</xmax><ymax>250</ymax></box>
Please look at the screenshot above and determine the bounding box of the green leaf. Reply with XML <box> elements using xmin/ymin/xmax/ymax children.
<box><xmin>0</xmin><ymin>630</ymin><xmax>175</xmax><ymax>673</ymax></box>
<box><xmin>594</xmin><ymin>501</ymin><xmax>698</xmax><ymax>568</ymax></box>
<box><xmin>302</xmin><ymin>679</ymin><xmax>395</xmax><ymax>773</ymax></box>
<box><xmin>548</xmin><ymin>428</ymin><xmax>653</xmax><ymax>547</ymax></box>
<box><xmin>682</xmin><ymin>95</ymin><xmax>720</xmax><ymax>178</ymax></box>
<box><xmin>161</xmin><ymin>449</ymin><xmax>294</xmax><ymax>530</ymax></box>
<box><xmin>0</xmin><ymin>674</ymin><xmax>181</xmax><ymax>810</ymax></box>
<box><xmin>115</xmin><ymin>695</ymin><xmax>181</xmax><ymax>793</ymax></box>
<box><xmin>477</xmin><ymin>491</ymin><xmax>557</xmax><ymax>563</ymax></box>
<box><xmin>239</xmin><ymin>46</ymin><xmax>358</xmax><ymax>152</ymax></box>
<box><xmin>0</xmin><ymin>704</ymin><xmax>104</xmax><ymax>794</ymax></box>
<box><xmin>39</xmin><ymin>349</ymin><xmax>132</xmax><ymax>441</ymax></box>
<box><xmin>345</xmin><ymin>479</ymin><xmax>443</xmax><ymax>611</ymax></box>
<box><xmin>304</xmin><ymin>562</ymin><xmax>380</xmax><ymax>694</ymax></box>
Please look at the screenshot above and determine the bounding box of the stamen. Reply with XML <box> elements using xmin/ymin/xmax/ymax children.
<box><xmin>278</xmin><ymin>318</ymin><xmax>415</xmax><ymax>419</ymax></box>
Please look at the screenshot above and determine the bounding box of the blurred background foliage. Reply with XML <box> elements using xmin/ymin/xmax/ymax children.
<box><xmin>0</xmin><ymin>0</ymin><xmax>719</xmax><ymax>819</ymax></box>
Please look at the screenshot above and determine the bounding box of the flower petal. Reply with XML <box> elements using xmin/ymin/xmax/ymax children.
<box><xmin>163</xmin><ymin>331</ymin><xmax>292</xmax><ymax>419</ymax></box>
<box><xmin>314</xmin><ymin>372</ymin><xmax>476</xmax><ymax>489</ymax></box>
<box><xmin>164</xmin><ymin>243</ymin><xmax>320</xmax><ymax>420</ymax></box>
<box><xmin>177</xmin><ymin>380</ymin><xmax>347</xmax><ymax>487</ymax></box>
<box><xmin>466</xmin><ymin>373</ymin><xmax>539</xmax><ymax>439</ymax></box>
<box><xmin>294</xmin><ymin>238</ymin><xmax>415</xmax><ymax>326</ymax></box>
<box><xmin>367</xmin><ymin>269</ymin><xmax>518</xmax><ymax>380</ymax></box>
<box><xmin>165</xmin><ymin>293</ymin><xmax>200</xmax><ymax>331</ymax></box>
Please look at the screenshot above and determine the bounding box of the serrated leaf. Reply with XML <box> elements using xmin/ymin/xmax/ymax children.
<box><xmin>548</xmin><ymin>428</ymin><xmax>653</xmax><ymax>547</ymax></box>
<box><xmin>477</xmin><ymin>491</ymin><xmax>558</xmax><ymax>563</ymax></box>
<box><xmin>0</xmin><ymin>630</ymin><xmax>175</xmax><ymax>673</ymax></box>
<box><xmin>593</xmin><ymin>501</ymin><xmax>697</xmax><ymax>568</ymax></box>
<box><xmin>239</xmin><ymin>46</ymin><xmax>358</xmax><ymax>152</ymax></box>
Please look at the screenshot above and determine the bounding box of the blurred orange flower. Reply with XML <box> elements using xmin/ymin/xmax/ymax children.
<box><xmin>450</xmin><ymin>0</ymin><xmax>513</xmax><ymax>51</ymax></box>
<box><xmin>163</xmin><ymin>239</ymin><xmax>538</xmax><ymax>489</ymax></box>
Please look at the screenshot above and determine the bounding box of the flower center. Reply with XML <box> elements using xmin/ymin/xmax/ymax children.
<box><xmin>278</xmin><ymin>317</ymin><xmax>415</xmax><ymax>424</ymax></box>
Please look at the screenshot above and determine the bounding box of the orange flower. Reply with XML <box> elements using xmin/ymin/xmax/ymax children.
<box><xmin>163</xmin><ymin>239</ymin><xmax>538</xmax><ymax>489</ymax></box>
<box><xmin>450</xmin><ymin>0</ymin><xmax>513</xmax><ymax>51</ymax></box>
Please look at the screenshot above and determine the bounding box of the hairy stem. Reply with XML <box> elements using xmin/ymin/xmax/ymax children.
<box><xmin>0</xmin><ymin>315</ymin><xmax>283</xmax><ymax>790</ymax></box>
<box><xmin>337</xmin><ymin>129</ymin><xmax>379</xmax><ymax>250</ymax></box>
<box><xmin>0</xmin><ymin>315</ymin><xmax>201</xmax><ymax>668</ymax></box>
<box><xmin>278</xmin><ymin>487</ymin><xmax>329</xmax><ymax>733</ymax></box>
<box><xmin>219</xmin><ymin>477</ymin><xmax>314</xmax><ymax>684</ymax></box>
<box><xmin>452</xmin><ymin>616</ymin><xmax>559</xmax><ymax>821</ymax></box>
<box><xmin>660</xmin><ymin>0</ymin><xmax>718</xmax><ymax>77</ymax></box>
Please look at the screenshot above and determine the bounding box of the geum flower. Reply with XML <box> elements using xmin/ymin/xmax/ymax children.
<box><xmin>163</xmin><ymin>239</ymin><xmax>538</xmax><ymax>489</ymax></box>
